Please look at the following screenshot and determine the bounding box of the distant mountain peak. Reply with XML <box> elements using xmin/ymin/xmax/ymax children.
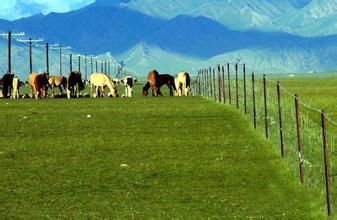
<box><xmin>94</xmin><ymin>0</ymin><xmax>133</xmax><ymax>6</ymax></box>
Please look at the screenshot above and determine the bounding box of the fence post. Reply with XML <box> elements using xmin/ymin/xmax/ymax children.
<box><xmin>222</xmin><ymin>65</ymin><xmax>226</xmax><ymax>104</ymax></box>
<box><xmin>205</xmin><ymin>69</ymin><xmax>209</xmax><ymax>98</ymax></box>
<box><xmin>243</xmin><ymin>64</ymin><xmax>247</xmax><ymax>114</ymax></box>
<box><xmin>213</xmin><ymin>68</ymin><xmax>216</xmax><ymax>101</ymax></box>
<box><xmin>277</xmin><ymin>81</ymin><xmax>284</xmax><ymax>158</ymax></box>
<box><xmin>227</xmin><ymin>63</ymin><xmax>232</xmax><ymax>105</ymax></box>
<box><xmin>252</xmin><ymin>73</ymin><xmax>257</xmax><ymax>129</ymax></box>
<box><xmin>199</xmin><ymin>72</ymin><xmax>202</xmax><ymax>96</ymax></box>
<box><xmin>218</xmin><ymin>65</ymin><xmax>222</xmax><ymax>103</ymax></box>
<box><xmin>263</xmin><ymin>75</ymin><xmax>268</xmax><ymax>139</ymax></box>
<box><xmin>209</xmin><ymin>67</ymin><xmax>213</xmax><ymax>99</ymax></box>
<box><xmin>321</xmin><ymin>111</ymin><xmax>331</xmax><ymax>216</ymax></box>
<box><xmin>295</xmin><ymin>94</ymin><xmax>304</xmax><ymax>184</ymax></box>
<box><xmin>235</xmin><ymin>64</ymin><xmax>239</xmax><ymax>109</ymax></box>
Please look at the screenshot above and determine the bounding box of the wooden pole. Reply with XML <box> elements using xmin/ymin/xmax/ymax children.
<box><xmin>263</xmin><ymin>75</ymin><xmax>268</xmax><ymax>139</ymax></box>
<box><xmin>321</xmin><ymin>111</ymin><xmax>331</xmax><ymax>216</ymax></box>
<box><xmin>85</xmin><ymin>55</ymin><xmax>88</xmax><ymax>80</ymax></box>
<box><xmin>213</xmin><ymin>68</ymin><xmax>216</xmax><ymax>101</ymax></box>
<box><xmin>59</xmin><ymin>47</ymin><xmax>62</xmax><ymax>76</ymax></box>
<box><xmin>222</xmin><ymin>65</ymin><xmax>226</xmax><ymax>104</ymax></box>
<box><xmin>202</xmin><ymin>70</ymin><xmax>204</xmax><ymax>96</ymax></box>
<box><xmin>243</xmin><ymin>64</ymin><xmax>247</xmax><ymax>114</ymax></box>
<box><xmin>46</xmin><ymin>43</ymin><xmax>49</xmax><ymax>75</ymax></box>
<box><xmin>95</xmin><ymin>61</ymin><xmax>98</xmax><ymax>73</ymax></box>
<box><xmin>235</xmin><ymin>64</ymin><xmax>239</xmax><ymax>108</ymax></box>
<box><xmin>252</xmin><ymin>73</ymin><xmax>257</xmax><ymax>129</ymax></box>
<box><xmin>78</xmin><ymin>56</ymin><xmax>81</xmax><ymax>72</ymax></box>
<box><xmin>91</xmin><ymin>57</ymin><xmax>94</xmax><ymax>74</ymax></box>
<box><xmin>8</xmin><ymin>31</ymin><xmax>11</xmax><ymax>73</ymax></box>
<box><xmin>29</xmin><ymin>38</ymin><xmax>33</xmax><ymax>74</ymax></box>
<box><xmin>277</xmin><ymin>81</ymin><xmax>284</xmax><ymax>157</ymax></box>
<box><xmin>209</xmin><ymin>67</ymin><xmax>213</xmax><ymax>99</ymax></box>
<box><xmin>227</xmin><ymin>63</ymin><xmax>232</xmax><ymax>105</ymax></box>
<box><xmin>70</xmin><ymin>53</ymin><xmax>73</xmax><ymax>73</ymax></box>
<box><xmin>218</xmin><ymin>65</ymin><xmax>222</xmax><ymax>103</ymax></box>
<box><xmin>295</xmin><ymin>94</ymin><xmax>304</xmax><ymax>184</ymax></box>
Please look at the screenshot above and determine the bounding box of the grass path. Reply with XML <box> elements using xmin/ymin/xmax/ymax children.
<box><xmin>0</xmin><ymin>97</ymin><xmax>325</xmax><ymax>218</ymax></box>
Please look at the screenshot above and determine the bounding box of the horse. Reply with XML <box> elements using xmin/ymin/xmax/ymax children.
<box><xmin>1</xmin><ymin>72</ymin><xmax>14</xmax><ymax>98</ymax></box>
<box><xmin>29</xmin><ymin>73</ymin><xmax>49</xmax><ymax>99</ymax></box>
<box><xmin>90</xmin><ymin>73</ymin><xmax>118</xmax><ymax>98</ymax></box>
<box><xmin>67</xmin><ymin>71</ymin><xmax>85</xmax><ymax>99</ymax></box>
<box><xmin>143</xmin><ymin>70</ymin><xmax>160</xmax><ymax>96</ymax></box>
<box><xmin>176</xmin><ymin>72</ymin><xmax>191</xmax><ymax>96</ymax></box>
<box><xmin>158</xmin><ymin>74</ymin><xmax>176</xmax><ymax>96</ymax></box>
<box><xmin>48</xmin><ymin>75</ymin><xmax>67</xmax><ymax>98</ymax></box>
<box><xmin>121</xmin><ymin>76</ymin><xmax>137</xmax><ymax>97</ymax></box>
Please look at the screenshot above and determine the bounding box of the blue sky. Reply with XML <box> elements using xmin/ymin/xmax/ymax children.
<box><xmin>0</xmin><ymin>0</ymin><xmax>95</xmax><ymax>21</ymax></box>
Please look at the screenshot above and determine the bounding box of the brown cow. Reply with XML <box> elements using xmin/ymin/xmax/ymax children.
<box><xmin>29</xmin><ymin>73</ymin><xmax>49</xmax><ymax>99</ymax></box>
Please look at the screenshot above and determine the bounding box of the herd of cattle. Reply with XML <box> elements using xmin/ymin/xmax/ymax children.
<box><xmin>0</xmin><ymin>70</ymin><xmax>191</xmax><ymax>99</ymax></box>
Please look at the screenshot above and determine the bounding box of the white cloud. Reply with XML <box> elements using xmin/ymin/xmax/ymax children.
<box><xmin>0</xmin><ymin>0</ymin><xmax>95</xmax><ymax>21</ymax></box>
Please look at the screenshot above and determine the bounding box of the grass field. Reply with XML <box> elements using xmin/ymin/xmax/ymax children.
<box><xmin>277</xmin><ymin>76</ymin><xmax>337</xmax><ymax>119</ymax></box>
<box><xmin>0</xmin><ymin>95</ymin><xmax>325</xmax><ymax>218</ymax></box>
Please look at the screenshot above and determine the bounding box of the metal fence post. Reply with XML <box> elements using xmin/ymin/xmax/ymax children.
<box><xmin>252</xmin><ymin>73</ymin><xmax>257</xmax><ymax>129</ymax></box>
<box><xmin>235</xmin><ymin>64</ymin><xmax>239</xmax><ymax>109</ymax></box>
<box><xmin>243</xmin><ymin>64</ymin><xmax>247</xmax><ymax>114</ymax></box>
<box><xmin>295</xmin><ymin>94</ymin><xmax>304</xmax><ymax>184</ymax></box>
<box><xmin>263</xmin><ymin>75</ymin><xmax>268</xmax><ymax>139</ymax></box>
<box><xmin>321</xmin><ymin>111</ymin><xmax>331</xmax><ymax>216</ymax></box>
<box><xmin>277</xmin><ymin>81</ymin><xmax>284</xmax><ymax>157</ymax></box>
<box><xmin>222</xmin><ymin>65</ymin><xmax>226</xmax><ymax>104</ymax></box>
<box><xmin>213</xmin><ymin>68</ymin><xmax>216</xmax><ymax>101</ymax></box>
<box><xmin>218</xmin><ymin>65</ymin><xmax>222</xmax><ymax>103</ymax></box>
<box><xmin>227</xmin><ymin>63</ymin><xmax>232</xmax><ymax>105</ymax></box>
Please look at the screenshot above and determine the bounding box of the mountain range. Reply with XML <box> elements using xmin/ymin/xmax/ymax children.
<box><xmin>0</xmin><ymin>0</ymin><xmax>337</xmax><ymax>77</ymax></box>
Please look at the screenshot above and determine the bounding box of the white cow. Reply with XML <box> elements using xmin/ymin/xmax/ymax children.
<box><xmin>12</xmin><ymin>76</ymin><xmax>20</xmax><ymax>99</ymax></box>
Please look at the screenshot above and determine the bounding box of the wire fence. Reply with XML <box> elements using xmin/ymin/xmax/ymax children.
<box><xmin>193</xmin><ymin>64</ymin><xmax>337</xmax><ymax>216</ymax></box>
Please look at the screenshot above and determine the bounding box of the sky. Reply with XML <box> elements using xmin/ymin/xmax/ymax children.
<box><xmin>0</xmin><ymin>0</ymin><xmax>95</xmax><ymax>21</ymax></box>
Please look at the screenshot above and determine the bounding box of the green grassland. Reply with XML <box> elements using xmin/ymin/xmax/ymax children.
<box><xmin>0</xmin><ymin>93</ymin><xmax>325</xmax><ymax>218</ymax></box>
<box><xmin>277</xmin><ymin>75</ymin><xmax>337</xmax><ymax>119</ymax></box>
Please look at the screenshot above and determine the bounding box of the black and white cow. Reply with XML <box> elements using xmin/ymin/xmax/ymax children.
<box><xmin>121</xmin><ymin>76</ymin><xmax>137</xmax><ymax>97</ymax></box>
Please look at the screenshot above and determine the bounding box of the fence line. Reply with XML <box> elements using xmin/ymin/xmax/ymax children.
<box><xmin>194</xmin><ymin>63</ymin><xmax>337</xmax><ymax>216</ymax></box>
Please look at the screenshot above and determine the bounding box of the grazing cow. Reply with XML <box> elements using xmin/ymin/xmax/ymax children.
<box><xmin>12</xmin><ymin>76</ymin><xmax>20</xmax><ymax>99</ymax></box>
<box><xmin>176</xmin><ymin>72</ymin><xmax>191</xmax><ymax>96</ymax></box>
<box><xmin>67</xmin><ymin>71</ymin><xmax>85</xmax><ymax>99</ymax></box>
<box><xmin>28</xmin><ymin>73</ymin><xmax>49</xmax><ymax>99</ymax></box>
<box><xmin>90</xmin><ymin>73</ymin><xmax>118</xmax><ymax>98</ymax></box>
<box><xmin>121</xmin><ymin>76</ymin><xmax>137</xmax><ymax>97</ymax></box>
<box><xmin>1</xmin><ymin>72</ymin><xmax>14</xmax><ymax>98</ymax></box>
<box><xmin>48</xmin><ymin>75</ymin><xmax>67</xmax><ymax>98</ymax></box>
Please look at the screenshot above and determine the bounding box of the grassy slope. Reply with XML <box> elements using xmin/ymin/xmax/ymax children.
<box><xmin>0</xmin><ymin>96</ymin><xmax>324</xmax><ymax>218</ymax></box>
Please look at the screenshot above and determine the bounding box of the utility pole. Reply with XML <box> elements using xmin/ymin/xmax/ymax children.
<box><xmin>36</xmin><ymin>43</ymin><xmax>58</xmax><ymax>74</ymax></box>
<box><xmin>85</xmin><ymin>55</ymin><xmax>87</xmax><ymax>80</ymax></box>
<box><xmin>17</xmin><ymin>37</ymin><xmax>43</xmax><ymax>73</ymax></box>
<box><xmin>90</xmin><ymin>56</ymin><xmax>93</xmax><ymax>74</ymax></box>
<box><xmin>70</xmin><ymin>53</ymin><xmax>73</xmax><ymax>72</ymax></box>
<box><xmin>0</xmin><ymin>31</ymin><xmax>25</xmax><ymax>73</ymax></box>
<box><xmin>78</xmin><ymin>55</ymin><xmax>81</xmax><ymax>72</ymax></box>
<box><xmin>50</xmin><ymin>45</ymin><xmax>71</xmax><ymax>76</ymax></box>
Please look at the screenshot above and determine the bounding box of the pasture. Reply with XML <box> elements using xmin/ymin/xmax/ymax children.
<box><xmin>0</xmin><ymin>95</ymin><xmax>325</xmax><ymax>218</ymax></box>
<box><xmin>278</xmin><ymin>76</ymin><xmax>337</xmax><ymax>119</ymax></box>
